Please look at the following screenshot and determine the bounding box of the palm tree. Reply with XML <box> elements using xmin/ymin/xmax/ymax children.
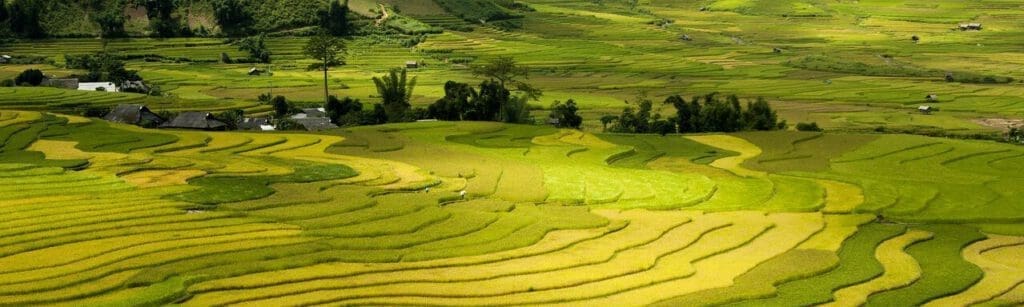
<box><xmin>372</xmin><ymin>68</ymin><xmax>417</xmax><ymax>122</ymax></box>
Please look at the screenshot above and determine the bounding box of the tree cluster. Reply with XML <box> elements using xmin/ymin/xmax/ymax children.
<box><xmin>136</xmin><ymin>0</ymin><xmax>187</xmax><ymax>37</ymax></box>
<box><xmin>427</xmin><ymin>57</ymin><xmax>537</xmax><ymax>124</ymax></box>
<box><xmin>4</xmin><ymin>0</ymin><xmax>44</xmax><ymax>38</ymax></box>
<box><xmin>605</xmin><ymin>94</ymin><xmax>786</xmax><ymax>135</ymax></box>
<box><xmin>14</xmin><ymin>69</ymin><xmax>44</xmax><ymax>86</ymax></box>
<box><xmin>548</xmin><ymin>99</ymin><xmax>583</xmax><ymax>129</ymax></box>
<box><xmin>64</xmin><ymin>53</ymin><xmax>141</xmax><ymax>84</ymax></box>
<box><xmin>324</xmin><ymin>95</ymin><xmax>388</xmax><ymax>126</ymax></box>
<box><xmin>427</xmin><ymin>80</ymin><xmax>530</xmax><ymax>123</ymax></box>
<box><xmin>234</xmin><ymin>33</ymin><xmax>271</xmax><ymax>63</ymax></box>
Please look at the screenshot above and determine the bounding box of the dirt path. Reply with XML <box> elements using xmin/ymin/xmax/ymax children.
<box><xmin>376</xmin><ymin>4</ymin><xmax>390</xmax><ymax>26</ymax></box>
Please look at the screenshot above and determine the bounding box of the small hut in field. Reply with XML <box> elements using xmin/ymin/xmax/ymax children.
<box><xmin>918</xmin><ymin>105</ymin><xmax>934</xmax><ymax>115</ymax></box>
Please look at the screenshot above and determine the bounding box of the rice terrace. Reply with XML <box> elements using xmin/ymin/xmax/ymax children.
<box><xmin>2</xmin><ymin>0</ymin><xmax>1024</xmax><ymax>306</ymax></box>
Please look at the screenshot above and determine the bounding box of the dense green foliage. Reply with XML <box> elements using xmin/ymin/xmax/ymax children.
<box><xmin>64</xmin><ymin>52</ymin><xmax>141</xmax><ymax>83</ymax></box>
<box><xmin>212</xmin><ymin>0</ymin><xmax>256</xmax><ymax>37</ymax></box>
<box><xmin>548</xmin><ymin>99</ymin><xmax>582</xmax><ymax>129</ymax></box>
<box><xmin>14</xmin><ymin>69</ymin><xmax>43</xmax><ymax>86</ymax></box>
<box><xmin>318</xmin><ymin>0</ymin><xmax>349</xmax><ymax>36</ymax></box>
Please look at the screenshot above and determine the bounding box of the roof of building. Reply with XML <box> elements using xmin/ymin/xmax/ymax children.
<box><xmin>104</xmin><ymin>104</ymin><xmax>163</xmax><ymax>125</ymax></box>
<box><xmin>292</xmin><ymin>108</ymin><xmax>327</xmax><ymax>119</ymax></box>
<box><xmin>293</xmin><ymin>117</ymin><xmax>338</xmax><ymax>131</ymax></box>
<box><xmin>161</xmin><ymin>112</ymin><xmax>227</xmax><ymax>130</ymax></box>
<box><xmin>238</xmin><ymin>117</ymin><xmax>270</xmax><ymax>130</ymax></box>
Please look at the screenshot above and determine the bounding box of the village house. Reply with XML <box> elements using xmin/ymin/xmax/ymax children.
<box><xmin>238</xmin><ymin>117</ymin><xmax>275</xmax><ymax>131</ymax></box>
<box><xmin>161</xmin><ymin>112</ymin><xmax>228</xmax><ymax>130</ymax></box>
<box><xmin>0</xmin><ymin>55</ymin><xmax>11</xmax><ymax>64</ymax></box>
<box><xmin>104</xmin><ymin>104</ymin><xmax>165</xmax><ymax>127</ymax></box>
<box><xmin>290</xmin><ymin>108</ymin><xmax>328</xmax><ymax>119</ymax></box>
<box><xmin>292</xmin><ymin>117</ymin><xmax>338</xmax><ymax>131</ymax></box>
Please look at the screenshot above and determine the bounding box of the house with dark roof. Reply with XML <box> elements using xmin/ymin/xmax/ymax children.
<box><xmin>291</xmin><ymin>108</ymin><xmax>328</xmax><ymax>119</ymax></box>
<box><xmin>238</xmin><ymin>117</ymin><xmax>275</xmax><ymax>131</ymax></box>
<box><xmin>104</xmin><ymin>104</ymin><xmax>165</xmax><ymax>127</ymax></box>
<box><xmin>161</xmin><ymin>112</ymin><xmax>228</xmax><ymax>130</ymax></box>
<box><xmin>293</xmin><ymin>117</ymin><xmax>337</xmax><ymax>131</ymax></box>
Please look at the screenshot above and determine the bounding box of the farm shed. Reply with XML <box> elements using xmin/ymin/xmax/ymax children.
<box><xmin>406</xmin><ymin>61</ymin><xmax>419</xmax><ymax>69</ymax></box>
<box><xmin>918</xmin><ymin>105</ymin><xmax>934</xmax><ymax>114</ymax></box>
<box><xmin>104</xmin><ymin>104</ymin><xmax>165</xmax><ymax>127</ymax></box>
<box><xmin>293</xmin><ymin>117</ymin><xmax>337</xmax><ymax>131</ymax></box>
<box><xmin>0</xmin><ymin>55</ymin><xmax>10</xmax><ymax>64</ymax></box>
<box><xmin>161</xmin><ymin>112</ymin><xmax>228</xmax><ymax>130</ymax></box>
<box><xmin>79</xmin><ymin>82</ymin><xmax>118</xmax><ymax>92</ymax></box>
<box><xmin>248</xmin><ymin>67</ymin><xmax>265</xmax><ymax>76</ymax></box>
<box><xmin>926</xmin><ymin>94</ymin><xmax>938</xmax><ymax>102</ymax></box>
<box><xmin>291</xmin><ymin>108</ymin><xmax>327</xmax><ymax>119</ymax></box>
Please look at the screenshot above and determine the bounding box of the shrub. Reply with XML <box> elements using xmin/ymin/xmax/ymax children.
<box><xmin>221</xmin><ymin>52</ymin><xmax>234</xmax><ymax>64</ymax></box>
<box><xmin>81</xmin><ymin>106</ymin><xmax>111</xmax><ymax>118</ymax></box>
<box><xmin>257</xmin><ymin>93</ymin><xmax>272</xmax><ymax>102</ymax></box>
<box><xmin>796</xmin><ymin>122</ymin><xmax>823</xmax><ymax>132</ymax></box>
<box><xmin>0</xmin><ymin>79</ymin><xmax>14</xmax><ymax>87</ymax></box>
<box><xmin>15</xmin><ymin>69</ymin><xmax>44</xmax><ymax>86</ymax></box>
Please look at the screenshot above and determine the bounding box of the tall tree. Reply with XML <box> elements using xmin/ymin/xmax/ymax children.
<box><xmin>372</xmin><ymin>68</ymin><xmax>417</xmax><ymax>122</ymax></box>
<box><xmin>303</xmin><ymin>30</ymin><xmax>346</xmax><ymax>107</ymax></box>
<box><xmin>319</xmin><ymin>0</ymin><xmax>349</xmax><ymax>36</ymax></box>
<box><xmin>212</xmin><ymin>0</ymin><xmax>254</xmax><ymax>37</ymax></box>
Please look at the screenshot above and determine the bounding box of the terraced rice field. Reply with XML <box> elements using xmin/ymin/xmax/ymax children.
<box><xmin>2</xmin><ymin>0</ymin><xmax>1024</xmax><ymax>305</ymax></box>
<box><xmin>0</xmin><ymin>110</ymin><xmax>1022</xmax><ymax>305</ymax></box>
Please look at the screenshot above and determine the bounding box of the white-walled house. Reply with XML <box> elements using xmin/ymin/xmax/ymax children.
<box><xmin>78</xmin><ymin>82</ymin><xmax>119</xmax><ymax>92</ymax></box>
